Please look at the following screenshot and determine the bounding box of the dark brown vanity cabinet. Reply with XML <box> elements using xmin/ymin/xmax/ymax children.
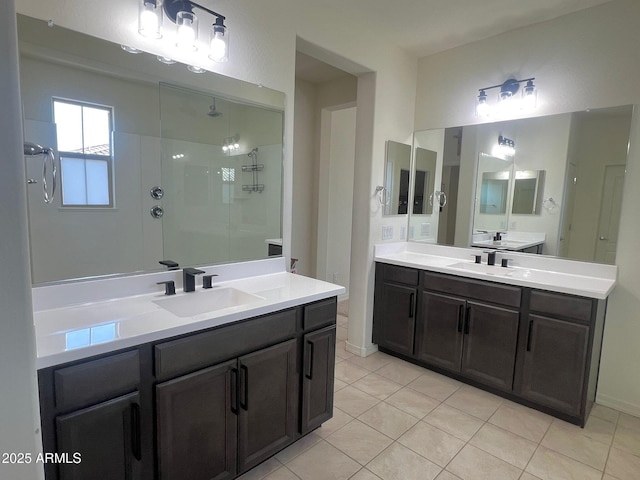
<box><xmin>373</xmin><ymin>262</ymin><xmax>607</xmax><ymax>426</ymax></box>
<box><xmin>38</xmin><ymin>297</ymin><xmax>338</xmax><ymax>480</ymax></box>
<box><xmin>372</xmin><ymin>263</ymin><xmax>419</xmax><ymax>356</ymax></box>
<box><xmin>415</xmin><ymin>273</ymin><xmax>520</xmax><ymax>391</ymax></box>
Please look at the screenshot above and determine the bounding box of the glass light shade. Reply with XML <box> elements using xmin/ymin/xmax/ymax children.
<box><xmin>498</xmin><ymin>92</ymin><xmax>521</xmax><ymax>117</ymax></box>
<box><xmin>187</xmin><ymin>65</ymin><xmax>206</xmax><ymax>73</ymax></box>
<box><xmin>476</xmin><ymin>93</ymin><xmax>490</xmax><ymax>117</ymax></box>
<box><xmin>522</xmin><ymin>83</ymin><xmax>538</xmax><ymax>111</ymax></box>
<box><xmin>157</xmin><ymin>55</ymin><xmax>176</xmax><ymax>64</ymax></box>
<box><xmin>209</xmin><ymin>23</ymin><xmax>229</xmax><ymax>62</ymax></box>
<box><xmin>176</xmin><ymin>11</ymin><xmax>198</xmax><ymax>51</ymax></box>
<box><xmin>138</xmin><ymin>0</ymin><xmax>162</xmax><ymax>39</ymax></box>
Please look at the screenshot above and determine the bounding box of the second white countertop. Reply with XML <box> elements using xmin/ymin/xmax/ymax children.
<box><xmin>375</xmin><ymin>242</ymin><xmax>616</xmax><ymax>300</ymax></box>
<box><xmin>33</xmin><ymin>258</ymin><xmax>345</xmax><ymax>369</ymax></box>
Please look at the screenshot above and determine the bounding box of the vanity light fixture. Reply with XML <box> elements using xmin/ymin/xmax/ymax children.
<box><xmin>138</xmin><ymin>0</ymin><xmax>229</xmax><ymax>62</ymax></box>
<box><xmin>497</xmin><ymin>135</ymin><xmax>516</xmax><ymax>157</ymax></box>
<box><xmin>476</xmin><ymin>77</ymin><xmax>537</xmax><ymax>118</ymax></box>
<box><xmin>222</xmin><ymin>136</ymin><xmax>240</xmax><ymax>153</ymax></box>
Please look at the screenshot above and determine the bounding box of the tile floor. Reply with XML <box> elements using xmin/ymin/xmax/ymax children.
<box><xmin>239</xmin><ymin>313</ymin><xmax>640</xmax><ymax>480</ymax></box>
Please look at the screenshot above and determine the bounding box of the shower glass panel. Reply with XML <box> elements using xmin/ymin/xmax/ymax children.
<box><xmin>159</xmin><ymin>84</ymin><xmax>283</xmax><ymax>267</ymax></box>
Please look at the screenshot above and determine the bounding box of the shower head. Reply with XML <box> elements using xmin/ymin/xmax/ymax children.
<box><xmin>207</xmin><ymin>99</ymin><xmax>222</xmax><ymax>117</ymax></box>
<box><xmin>24</xmin><ymin>142</ymin><xmax>50</xmax><ymax>156</ymax></box>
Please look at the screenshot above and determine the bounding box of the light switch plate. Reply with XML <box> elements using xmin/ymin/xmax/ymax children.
<box><xmin>382</xmin><ymin>225</ymin><xmax>394</xmax><ymax>240</ymax></box>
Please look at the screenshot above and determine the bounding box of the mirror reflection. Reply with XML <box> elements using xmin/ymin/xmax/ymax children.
<box><xmin>410</xmin><ymin>105</ymin><xmax>633</xmax><ymax>264</ymax></box>
<box><xmin>18</xmin><ymin>15</ymin><xmax>285</xmax><ymax>284</ymax></box>
<box><xmin>384</xmin><ymin>141</ymin><xmax>412</xmax><ymax>215</ymax></box>
<box><xmin>413</xmin><ymin>147</ymin><xmax>437</xmax><ymax>215</ymax></box>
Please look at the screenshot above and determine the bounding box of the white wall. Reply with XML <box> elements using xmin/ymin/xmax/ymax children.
<box><xmin>414</xmin><ymin>0</ymin><xmax>640</xmax><ymax>415</ymax></box>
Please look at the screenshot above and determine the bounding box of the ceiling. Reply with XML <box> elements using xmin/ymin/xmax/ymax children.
<box><xmin>298</xmin><ymin>0</ymin><xmax>613</xmax><ymax>58</ymax></box>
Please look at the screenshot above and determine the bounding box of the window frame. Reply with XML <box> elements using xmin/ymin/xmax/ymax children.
<box><xmin>52</xmin><ymin>97</ymin><xmax>115</xmax><ymax>208</ymax></box>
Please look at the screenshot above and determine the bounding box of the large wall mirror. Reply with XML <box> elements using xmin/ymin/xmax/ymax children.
<box><xmin>19</xmin><ymin>14</ymin><xmax>285</xmax><ymax>284</ymax></box>
<box><xmin>409</xmin><ymin>105</ymin><xmax>633</xmax><ymax>265</ymax></box>
<box><xmin>383</xmin><ymin>141</ymin><xmax>412</xmax><ymax>215</ymax></box>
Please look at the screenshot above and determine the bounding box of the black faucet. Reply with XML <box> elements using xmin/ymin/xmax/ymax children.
<box><xmin>493</xmin><ymin>232</ymin><xmax>504</xmax><ymax>241</ymax></box>
<box><xmin>485</xmin><ymin>250</ymin><xmax>497</xmax><ymax>266</ymax></box>
<box><xmin>159</xmin><ymin>260</ymin><xmax>180</xmax><ymax>271</ymax></box>
<box><xmin>183</xmin><ymin>268</ymin><xmax>205</xmax><ymax>292</ymax></box>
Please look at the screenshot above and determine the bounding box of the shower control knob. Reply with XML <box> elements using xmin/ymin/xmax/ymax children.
<box><xmin>150</xmin><ymin>205</ymin><xmax>164</xmax><ymax>219</ymax></box>
<box><xmin>150</xmin><ymin>186</ymin><xmax>164</xmax><ymax>199</ymax></box>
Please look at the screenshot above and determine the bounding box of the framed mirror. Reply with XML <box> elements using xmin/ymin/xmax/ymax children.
<box><xmin>18</xmin><ymin>14</ymin><xmax>285</xmax><ymax>284</ymax></box>
<box><xmin>413</xmin><ymin>147</ymin><xmax>437</xmax><ymax>215</ymax></box>
<box><xmin>383</xmin><ymin>141</ymin><xmax>412</xmax><ymax>215</ymax></box>
<box><xmin>409</xmin><ymin>105</ymin><xmax>633</xmax><ymax>264</ymax></box>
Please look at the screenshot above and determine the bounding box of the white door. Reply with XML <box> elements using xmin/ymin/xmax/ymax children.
<box><xmin>594</xmin><ymin>164</ymin><xmax>625</xmax><ymax>264</ymax></box>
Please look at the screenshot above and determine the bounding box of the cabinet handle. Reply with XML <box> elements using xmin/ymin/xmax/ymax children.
<box><xmin>409</xmin><ymin>293</ymin><xmax>415</xmax><ymax>318</ymax></box>
<box><xmin>231</xmin><ymin>367</ymin><xmax>239</xmax><ymax>415</ymax></box>
<box><xmin>305</xmin><ymin>340</ymin><xmax>315</xmax><ymax>380</ymax></box>
<box><xmin>131</xmin><ymin>402</ymin><xmax>141</xmax><ymax>461</ymax></box>
<box><xmin>464</xmin><ymin>306</ymin><xmax>471</xmax><ymax>335</ymax></box>
<box><xmin>526</xmin><ymin>319</ymin><xmax>534</xmax><ymax>352</ymax></box>
<box><xmin>457</xmin><ymin>305</ymin><xmax>464</xmax><ymax>333</ymax></box>
<box><xmin>240</xmin><ymin>365</ymin><xmax>249</xmax><ymax>411</ymax></box>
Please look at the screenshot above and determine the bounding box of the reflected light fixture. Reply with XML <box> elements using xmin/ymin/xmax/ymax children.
<box><xmin>138</xmin><ymin>0</ymin><xmax>229</xmax><ymax>62</ymax></box>
<box><xmin>222</xmin><ymin>136</ymin><xmax>240</xmax><ymax>153</ymax></box>
<box><xmin>476</xmin><ymin>77</ymin><xmax>537</xmax><ymax>118</ymax></box>
<box><xmin>496</xmin><ymin>135</ymin><xmax>516</xmax><ymax>158</ymax></box>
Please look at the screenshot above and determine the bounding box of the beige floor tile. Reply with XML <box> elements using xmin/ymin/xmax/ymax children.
<box><xmin>613</xmin><ymin>424</ymin><xmax>640</xmax><ymax>456</ymax></box>
<box><xmin>358</xmin><ymin>402</ymin><xmax>419</xmax><ymax>439</ymax></box>
<box><xmin>316</xmin><ymin>407</ymin><xmax>354</xmax><ymax>438</ymax></box>
<box><xmin>447</xmin><ymin>444</ymin><xmax>522</xmax><ymax>480</ymax></box>
<box><xmin>547</xmin><ymin>415</ymin><xmax>616</xmax><ymax>447</ymax></box>
<box><xmin>605</xmin><ymin>446</ymin><xmax>640</xmax><ymax>480</ymax></box>
<box><xmin>424</xmin><ymin>404</ymin><xmax>484</xmax><ymax>441</ymax></box>
<box><xmin>238</xmin><ymin>457</ymin><xmax>283</xmax><ymax>480</ymax></box>
<box><xmin>346</xmin><ymin>352</ymin><xmax>395</xmax><ymax>372</ymax></box>
<box><xmin>334</xmin><ymin>378</ymin><xmax>348</xmax><ymax>392</ymax></box>
<box><xmin>337</xmin><ymin>326</ymin><xmax>349</xmax><ymax>341</ymax></box>
<box><xmin>525</xmin><ymin>446</ymin><xmax>603</xmax><ymax>480</ymax></box>
<box><xmin>488</xmin><ymin>402</ymin><xmax>552</xmax><ymax>443</ymax></box>
<box><xmin>336</xmin><ymin>340</ymin><xmax>356</xmax><ymax>360</ymax></box>
<box><xmin>287</xmin><ymin>441</ymin><xmax>361</xmax><ymax>480</ymax></box>
<box><xmin>335</xmin><ymin>361</ymin><xmax>371</xmax><ymax>384</ymax></box>
<box><xmin>384</xmin><ymin>387</ymin><xmax>441</xmax><ymax>419</ymax></box>
<box><xmin>519</xmin><ymin>473</ymin><xmax>543</xmax><ymax>480</ymax></box>
<box><xmin>275</xmin><ymin>432</ymin><xmax>322</xmax><ymax>464</ymax></box>
<box><xmin>435</xmin><ymin>471</ymin><xmax>463</xmax><ymax>480</ymax></box>
<box><xmin>590</xmin><ymin>403</ymin><xmax>620</xmax><ymax>424</ymax></box>
<box><xmin>352</xmin><ymin>373</ymin><xmax>403</xmax><ymax>400</ymax></box>
<box><xmin>262</xmin><ymin>467</ymin><xmax>301</xmax><ymax>480</ymax></box>
<box><xmin>334</xmin><ymin>386</ymin><xmax>380</xmax><ymax>417</ymax></box>
<box><xmin>444</xmin><ymin>386</ymin><xmax>503</xmax><ymax>420</ymax></box>
<box><xmin>349</xmin><ymin>468</ymin><xmax>382</xmax><ymax>480</ymax></box>
<box><xmin>541</xmin><ymin>421</ymin><xmax>610</xmax><ymax>470</ymax></box>
<box><xmin>618</xmin><ymin>412</ymin><xmax>640</xmax><ymax>432</ymax></box>
<box><xmin>408</xmin><ymin>372</ymin><xmax>461</xmax><ymax>402</ymax></box>
<box><xmin>375</xmin><ymin>360</ymin><xmax>424</xmax><ymax>385</ymax></box>
<box><xmin>469</xmin><ymin>423</ymin><xmax>537</xmax><ymax>469</ymax></box>
<box><xmin>325</xmin><ymin>420</ymin><xmax>392</xmax><ymax>465</ymax></box>
<box><xmin>367</xmin><ymin>443</ymin><xmax>442</xmax><ymax>480</ymax></box>
<box><xmin>398</xmin><ymin>421</ymin><xmax>465</xmax><ymax>467</ymax></box>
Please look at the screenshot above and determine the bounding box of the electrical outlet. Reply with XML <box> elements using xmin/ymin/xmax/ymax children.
<box><xmin>400</xmin><ymin>225</ymin><xmax>406</xmax><ymax>239</ymax></box>
<box><xmin>421</xmin><ymin>223</ymin><xmax>430</xmax><ymax>236</ymax></box>
<box><xmin>382</xmin><ymin>225</ymin><xmax>394</xmax><ymax>240</ymax></box>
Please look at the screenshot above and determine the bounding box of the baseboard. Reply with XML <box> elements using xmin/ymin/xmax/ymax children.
<box><xmin>345</xmin><ymin>340</ymin><xmax>378</xmax><ymax>357</ymax></box>
<box><xmin>596</xmin><ymin>392</ymin><xmax>640</xmax><ymax>417</ymax></box>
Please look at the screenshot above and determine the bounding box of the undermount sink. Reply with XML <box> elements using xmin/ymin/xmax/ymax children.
<box><xmin>154</xmin><ymin>288</ymin><xmax>264</xmax><ymax>318</ymax></box>
<box><xmin>447</xmin><ymin>262</ymin><xmax>516</xmax><ymax>277</ymax></box>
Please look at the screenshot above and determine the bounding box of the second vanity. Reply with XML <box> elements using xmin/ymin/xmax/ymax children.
<box><xmin>373</xmin><ymin>242</ymin><xmax>616</xmax><ymax>427</ymax></box>
<box><xmin>33</xmin><ymin>258</ymin><xmax>344</xmax><ymax>480</ymax></box>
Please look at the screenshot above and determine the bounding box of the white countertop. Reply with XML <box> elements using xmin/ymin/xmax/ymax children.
<box><xmin>375</xmin><ymin>242</ymin><xmax>616</xmax><ymax>300</ymax></box>
<box><xmin>265</xmin><ymin>238</ymin><xmax>283</xmax><ymax>246</ymax></box>
<box><xmin>33</xmin><ymin>258</ymin><xmax>345</xmax><ymax>369</ymax></box>
<box><xmin>470</xmin><ymin>231</ymin><xmax>545</xmax><ymax>251</ymax></box>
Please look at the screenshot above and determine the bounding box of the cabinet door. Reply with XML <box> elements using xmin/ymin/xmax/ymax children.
<box><xmin>56</xmin><ymin>392</ymin><xmax>141</xmax><ymax>480</ymax></box>
<box><xmin>373</xmin><ymin>282</ymin><xmax>417</xmax><ymax>356</ymax></box>
<box><xmin>520</xmin><ymin>315</ymin><xmax>589</xmax><ymax>416</ymax></box>
<box><xmin>415</xmin><ymin>292</ymin><xmax>465</xmax><ymax>372</ymax></box>
<box><xmin>301</xmin><ymin>326</ymin><xmax>336</xmax><ymax>434</ymax></box>
<box><xmin>461</xmin><ymin>301</ymin><xmax>519</xmax><ymax>391</ymax></box>
<box><xmin>156</xmin><ymin>360</ymin><xmax>237</xmax><ymax>480</ymax></box>
<box><xmin>238</xmin><ymin>339</ymin><xmax>298</xmax><ymax>473</ymax></box>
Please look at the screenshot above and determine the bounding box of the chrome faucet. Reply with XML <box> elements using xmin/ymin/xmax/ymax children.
<box><xmin>183</xmin><ymin>268</ymin><xmax>205</xmax><ymax>292</ymax></box>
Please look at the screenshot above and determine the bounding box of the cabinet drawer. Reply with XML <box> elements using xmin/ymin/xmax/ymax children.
<box><xmin>155</xmin><ymin>308</ymin><xmax>298</xmax><ymax>380</ymax></box>
<box><xmin>422</xmin><ymin>272</ymin><xmax>521</xmax><ymax>308</ymax></box>
<box><xmin>529</xmin><ymin>290</ymin><xmax>593</xmax><ymax>323</ymax></box>
<box><xmin>304</xmin><ymin>297</ymin><xmax>337</xmax><ymax>330</ymax></box>
<box><xmin>379</xmin><ymin>263</ymin><xmax>419</xmax><ymax>286</ymax></box>
<box><xmin>54</xmin><ymin>350</ymin><xmax>140</xmax><ymax>411</ymax></box>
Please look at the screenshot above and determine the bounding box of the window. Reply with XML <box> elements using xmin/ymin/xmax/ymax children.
<box><xmin>221</xmin><ymin>166</ymin><xmax>235</xmax><ymax>204</ymax></box>
<box><xmin>53</xmin><ymin>99</ymin><xmax>114</xmax><ymax>206</ymax></box>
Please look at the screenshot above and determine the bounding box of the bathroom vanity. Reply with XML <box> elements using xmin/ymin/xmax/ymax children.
<box><xmin>33</xmin><ymin>258</ymin><xmax>343</xmax><ymax>480</ymax></box>
<box><xmin>373</xmin><ymin>243</ymin><xmax>616</xmax><ymax>427</ymax></box>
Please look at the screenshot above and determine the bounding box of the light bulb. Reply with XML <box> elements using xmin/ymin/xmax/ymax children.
<box><xmin>176</xmin><ymin>11</ymin><xmax>198</xmax><ymax>51</ymax></box>
<box><xmin>476</xmin><ymin>90</ymin><xmax>490</xmax><ymax>117</ymax></box>
<box><xmin>209</xmin><ymin>22</ymin><xmax>229</xmax><ymax>62</ymax></box>
<box><xmin>222</xmin><ymin>145</ymin><xmax>228</xmax><ymax>152</ymax></box>
<box><xmin>138</xmin><ymin>0</ymin><xmax>162</xmax><ymax>39</ymax></box>
<box><xmin>234</xmin><ymin>142</ymin><xmax>239</xmax><ymax>149</ymax></box>
<box><xmin>522</xmin><ymin>80</ymin><xmax>537</xmax><ymax>111</ymax></box>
